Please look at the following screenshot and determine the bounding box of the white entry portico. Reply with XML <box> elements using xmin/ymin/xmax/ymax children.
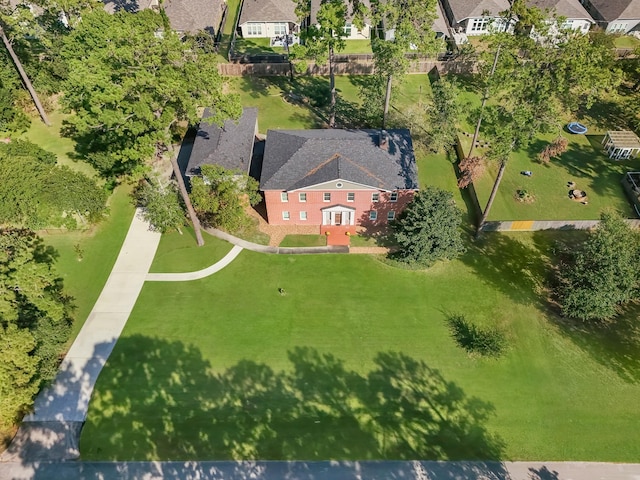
<box><xmin>322</xmin><ymin>205</ymin><xmax>356</xmax><ymax>226</ymax></box>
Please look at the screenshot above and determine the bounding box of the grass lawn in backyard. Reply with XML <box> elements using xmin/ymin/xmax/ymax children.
<box><xmin>20</xmin><ymin>111</ymin><xmax>97</xmax><ymax>177</ymax></box>
<box><xmin>279</xmin><ymin>234</ymin><xmax>327</xmax><ymax>247</ymax></box>
<box><xmin>40</xmin><ymin>186</ymin><xmax>135</xmax><ymax>341</ymax></box>
<box><xmin>233</xmin><ymin>37</ymin><xmax>285</xmax><ymax>55</ymax></box>
<box><xmin>149</xmin><ymin>228</ymin><xmax>233</xmax><ymax>273</ymax></box>
<box><xmin>614</xmin><ymin>35</ymin><xmax>640</xmax><ymax>49</ymax></box>
<box><xmin>80</xmin><ymin>228</ymin><xmax>640</xmax><ymax>462</ymax></box>
<box><xmin>340</xmin><ymin>39</ymin><xmax>372</xmax><ymax>54</ymax></box>
<box><xmin>471</xmin><ymin>132</ymin><xmax>636</xmax><ymax>221</ymax></box>
<box><xmin>216</xmin><ymin>0</ymin><xmax>242</xmax><ymax>61</ymax></box>
<box><xmin>228</xmin><ymin>74</ymin><xmax>433</xmax><ymax>132</ymax></box>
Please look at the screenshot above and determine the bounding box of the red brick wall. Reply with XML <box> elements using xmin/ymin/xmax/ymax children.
<box><xmin>264</xmin><ymin>189</ymin><xmax>416</xmax><ymax>226</ymax></box>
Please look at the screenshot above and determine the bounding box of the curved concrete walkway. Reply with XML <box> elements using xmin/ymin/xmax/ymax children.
<box><xmin>146</xmin><ymin>245</ymin><xmax>244</xmax><ymax>281</ymax></box>
<box><xmin>204</xmin><ymin>227</ymin><xmax>349</xmax><ymax>254</ymax></box>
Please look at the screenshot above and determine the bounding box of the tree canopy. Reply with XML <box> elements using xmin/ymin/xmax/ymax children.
<box><xmin>189</xmin><ymin>165</ymin><xmax>261</xmax><ymax>232</ymax></box>
<box><xmin>0</xmin><ymin>228</ymin><xmax>72</xmax><ymax>434</ymax></box>
<box><xmin>59</xmin><ymin>9</ymin><xmax>241</xmax><ymax>177</ymax></box>
<box><xmin>557</xmin><ymin>211</ymin><xmax>640</xmax><ymax>322</ymax></box>
<box><xmin>392</xmin><ymin>187</ymin><xmax>466</xmax><ymax>267</ymax></box>
<box><xmin>0</xmin><ymin>140</ymin><xmax>107</xmax><ymax>228</ymax></box>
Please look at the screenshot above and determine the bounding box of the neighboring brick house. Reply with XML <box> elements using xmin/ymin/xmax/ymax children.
<box><xmin>185</xmin><ymin>107</ymin><xmax>258</xmax><ymax>178</ymax></box>
<box><xmin>579</xmin><ymin>0</ymin><xmax>640</xmax><ymax>33</ymax></box>
<box><xmin>259</xmin><ymin>129</ymin><xmax>418</xmax><ymax>230</ymax></box>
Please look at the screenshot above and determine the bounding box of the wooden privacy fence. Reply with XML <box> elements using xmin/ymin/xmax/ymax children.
<box><xmin>218</xmin><ymin>59</ymin><xmax>476</xmax><ymax>76</ymax></box>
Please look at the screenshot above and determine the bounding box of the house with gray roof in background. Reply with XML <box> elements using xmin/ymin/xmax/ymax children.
<box><xmin>185</xmin><ymin>108</ymin><xmax>258</xmax><ymax>178</ymax></box>
<box><xmin>260</xmin><ymin>129</ymin><xmax>418</xmax><ymax>230</ymax></box>
<box><xmin>579</xmin><ymin>0</ymin><xmax>640</xmax><ymax>33</ymax></box>
<box><xmin>103</xmin><ymin>0</ymin><xmax>225</xmax><ymax>36</ymax></box>
<box><xmin>308</xmin><ymin>0</ymin><xmax>372</xmax><ymax>40</ymax></box>
<box><xmin>528</xmin><ymin>0</ymin><xmax>594</xmax><ymax>33</ymax></box>
<box><xmin>440</xmin><ymin>0</ymin><xmax>513</xmax><ymax>36</ymax></box>
<box><xmin>238</xmin><ymin>0</ymin><xmax>300</xmax><ymax>40</ymax></box>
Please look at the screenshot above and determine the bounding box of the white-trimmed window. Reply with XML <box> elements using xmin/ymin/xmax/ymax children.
<box><xmin>300</xmin><ymin>211</ymin><xmax>307</xmax><ymax>220</ymax></box>
<box><xmin>390</xmin><ymin>192</ymin><xmax>398</xmax><ymax>202</ymax></box>
<box><xmin>324</xmin><ymin>192</ymin><xmax>331</xmax><ymax>202</ymax></box>
<box><xmin>281</xmin><ymin>192</ymin><xmax>288</xmax><ymax>202</ymax></box>
<box><xmin>387</xmin><ymin>211</ymin><xmax>395</xmax><ymax>221</ymax></box>
<box><xmin>347</xmin><ymin>192</ymin><xmax>355</xmax><ymax>202</ymax></box>
<box><xmin>371</xmin><ymin>192</ymin><xmax>380</xmax><ymax>202</ymax></box>
<box><xmin>369</xmin><ymin>211</ymin><xmax>377</xmax><ymax>221</ymax></box>
<box><xmin>282</xmin><ymin>211</ymin><xmax>290</xmax><ymax>220</ymax></box>
<box><xmin>273</xmin><ymin>23</ymin><xmax>287</xmax><ymax>35</ymax></box>
<box><xmin>246</xmin><ymin>23</ymin><xmax>263</xmax><ymax>36</ymax></box>
<box><xmin>299</xmin><ymin>192</ymin><xmax>307</xmax><ymax>202</ymax></box>
<box><xmin>343</xmin><ymin>22</ymin><xmax>352</xmax><ymax>36</ymax></box>
<box><xmin>470</xmin><ymin>17</ymin><xmax>490</xmax><ymax>33</ymax></box>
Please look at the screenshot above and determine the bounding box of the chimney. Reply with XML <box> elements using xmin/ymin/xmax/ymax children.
<box><xmin>379</xmin><ymin>130</ymin><xmax>389</xmax><ymax>150</ymax></box>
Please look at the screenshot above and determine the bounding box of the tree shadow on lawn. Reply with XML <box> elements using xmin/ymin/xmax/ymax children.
<box><xmin>461</xmin><ymin>232</ymin><xmax>551</xmax><ymax>308</ymax></box>
<box><xmin>77</xmin><ymin>336</ymin><xmax>505</xmax><ymax>462</ymax></box>
<box><xmin>525</xmin><ymin>136</ymin><xmax>634</xmax><ymax>203</ymax></box>
<box><xmin>528</xmin><ymin>231</ymin><xmax>640</xmax><ymax>384</ymax></box>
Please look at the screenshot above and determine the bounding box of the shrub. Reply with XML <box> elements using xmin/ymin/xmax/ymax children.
<box><xmin>447</xmin><ymin>314</ymin><xmax>507</xmax><ymax>358</ymax></box>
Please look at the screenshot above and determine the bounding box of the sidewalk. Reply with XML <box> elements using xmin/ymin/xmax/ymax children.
<box><xmin>1</xmin><ymin>210</ymin><xmax>161</xmax><ymax>462</ymax></box>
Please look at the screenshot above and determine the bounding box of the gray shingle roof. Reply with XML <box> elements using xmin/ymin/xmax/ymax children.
<box><xmin>584</xmin><ymin>0</ymin><xmax>640</xmax><ymax>21</ymax></box>
<box><xmin>163</xmin><ymin>0</ymin><xmax>225</xmax><ymax>34</ymax></box>
<box><xmin>442</xmin><ymin>0</ymin><xmax>511</xmax><ymax>23</ymax></box>
<box><xmin>260</xmin><ymin>129</ymin><xmax>418</xmax><ymax>191</ymax></box>
<box><xmin>186</xmin><ymin>108</ymin><xmax>258</xmax><ymax>176</ymax></box>
<box><xmin>527</xmin><ymin>0</ymin><xmax>593</xmax><ymax>20</ymax></box>
<box><xmin>239</xmin><ymin>0</ymin><xmax>298</xmax><ymax>25</ymax></box>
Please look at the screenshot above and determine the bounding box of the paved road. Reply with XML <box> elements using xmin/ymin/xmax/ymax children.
<box><xmin>1</xmin><ymin>460</ymin><xmax>640</xmax><ymax>480</ymax></box>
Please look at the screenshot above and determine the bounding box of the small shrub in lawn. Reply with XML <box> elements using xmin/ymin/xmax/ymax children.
<box><xmin>447</xmin><ymin>314</ymin><xmax>507</xmax><ymax>358</ymax></box>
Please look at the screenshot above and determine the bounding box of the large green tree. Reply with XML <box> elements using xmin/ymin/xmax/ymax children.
<box><xmin>558</xmin><ymin>211</ymin><xmax>640</xmax><ymax>322</ymax></box>
<box><xmin>0</xmin><ymin>140</ymin><xmax>106</xmax><ymax>228</ymax></box>
<box><xmin>59</xmin><ymin>9</ymin><xmax>241</xmax><ymax>245</ymax></box>
<box><xmin>465</xmin><ymin>6</ymin><xmax>622</xmax><ymax>232</ymax></box>
<box><xmin>0</xmin><ymin>228</ymin><xmax>73</xmax><ymax>434</ymax></box>
<box><xmin>391</xmin><ymin>186</ymin><xmax>465</xmax><ymax>267</ymax></box>
<box><xmin>294</xmin><ymin>0</ymin><xmax>362</xmax><ymax>128</ymax></box>
<box><xmin>189</xmin><ymin>165</ymin><xmax>260</xmax><ymax>232</ymax></box>
<box><xmin>136</xmin><ymin>177</ymin><xmax>185</xmax><ymax>234</ymax></box>
<box><xmin>368</xmin><ymin>0</ymin><xmax>439</xmax><ymax>128</ymax></box>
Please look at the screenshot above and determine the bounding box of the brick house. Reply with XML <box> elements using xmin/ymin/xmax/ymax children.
<box><xmin>259</xmin><ymin>129</ymin><xmax>418</xmax><ymax>232</ymax></box>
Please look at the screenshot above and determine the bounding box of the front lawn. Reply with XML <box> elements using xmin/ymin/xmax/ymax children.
<box><xmin>472</xmin><ymin>132</ymin><xmax>636</xmax><ymax>221</ymax></box>
<box><xmin>41</xmin><ymin>186</ymin><xmax>135</xmax><ymax>341</ymax></box>
<box><xmin>80</xmin><ymin>230</ymin><xmax>640</xmax><ymax>461</ymax></box>
<box><xmin>149</xmin><ymin>228</ymin><xmax>233</xmax><ymax>273</ymax></box>
<box><xmin>279</xmin><ymin>234</ymin><xmax>327</xmax><ymax>247</ymax></box>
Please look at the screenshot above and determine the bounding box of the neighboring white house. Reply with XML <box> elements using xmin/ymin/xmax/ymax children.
<box><xmin>309</xmin><ymin>0</ymin><xmax>371</xmax><ymax>40</ymax></box>
<box><xmin>579</xmin><ymin>0</ymin><xmax>640</xmax><ymax>33</ymax></box>
<box><xmin>528</xmin><ymin>0</ymin><xmax>593</xmax><ymax>33</ymax></box>
<box><xmin>238</xmin><ymin>0</ymin><xmax>299</xmax><ymax>39</ymax></box>
<box><xmin>440</xmin><ymin>0</ymin><xmax>513</xmax><ymax>36</ymax></box>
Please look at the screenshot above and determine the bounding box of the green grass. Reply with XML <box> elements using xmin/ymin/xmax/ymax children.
<box><xmin>229</xmin><ymin>74</ymin><xmax>433</xmax><ymax>133</ymax></box>
<box><xmin>20</xmin><ymin>110</ymin><xmax>97</xmax><ymax>177</ymax></box>
<box><xmin>339</xmin><ymin>40</ymin><xmax>372</xmax><ymax>54</ymax></box>
<box><xmin>41</xmin><ymin>186</ymin><xmax>135</xmax><ymax>341</ymax></box>
<box><xmin>233</xmin><ymin>37</ymin><xmax>285</xmax><ymax>55</ymax></box>
<box><xmin>473</xmin><ymin>132</ymin><xmax>635</xmax><ymax>221</ymax></box>
<box><xmin>614</xmin><ymin>35</ymin><xmax>640</xmax><ymax>49</ymax></box>
<box><xmin>279</xmin><ymin>234</ymin><xmax>327</xmax><ymax>247</ymax></box>
<box><xmin>149</xmin><ymin>228</ymin><xmax>233</xmax><ymax>273</ymax></box>
<box><xmin>80</xmin><ymin>230</ymin><xmax>640</xmax><ymax>461</ymax></box>
<box><xmin>217</xmin><ymin>0</ymin><xmax>242</xmax><ymax>61</ymax></box>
